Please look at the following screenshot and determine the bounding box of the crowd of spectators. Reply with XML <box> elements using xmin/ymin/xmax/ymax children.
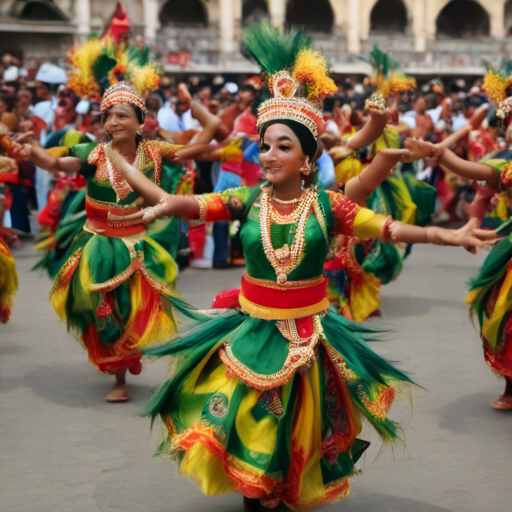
<box><xmin>0</xmin><ymin>52</ymin><xmax>500</xmax><ymax>266</ymax></box>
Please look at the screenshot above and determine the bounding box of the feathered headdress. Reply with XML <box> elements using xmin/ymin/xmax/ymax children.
<box><xmin>66</xmin><ymin>5</ymin><xmax>160</xmax><ymax>102</ymax></box>
<box><xmin>361</xmin><ymin>45</ymin><xmax>416</xmax><ymax>102</ymax></box>
<box><xmin>67</xmin><ymin>38</ymin><xmax>161</xmax><ymax>101</ymax></box>
<box><xmin>482</xmin><ymin>59</ymin><xmax>512</xmax><ymax>118</ymax></box>
<box><xmin>242</xmin><ymin>22</ymin><xmax>337</xmax><ymax>138</ymax></box>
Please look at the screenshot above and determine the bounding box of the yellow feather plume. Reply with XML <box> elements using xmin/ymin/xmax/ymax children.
<box><xmin>482</xmin><ymin>69</ymin><xmax>510</xmax><ymax>104</ymax></box>
<box><xmin>67</xmin><ymin>39</ymin><xmax>104</xmax><ymax>97</ymax></box>
<box><xmin>130</xmin><ymin>64</ymin><xmax>161</xmax><ymax>98</ymax></box>
<box><xmin>292</xmin><ymin>48</ymin><xmax>338</xmax><ymax>102</ymax></box>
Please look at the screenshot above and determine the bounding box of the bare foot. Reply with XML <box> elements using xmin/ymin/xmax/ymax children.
<box><xmin>490</xmin><ymin>394</ymin><xmax>512</xmax><ymax>410</ymax></box>
<box><xmin>105</xmin><ymin>383</ymin><xmax>129</xmax><ymax>402</ymax></box>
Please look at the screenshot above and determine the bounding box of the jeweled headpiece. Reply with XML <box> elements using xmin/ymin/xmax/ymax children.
<box><xmin>243</xmin><ymin>22</ymin><xmax>337</xmax><ymax>139</ymax></box>
<box><xmin>100</xmin><ymin>81</ymin><xmax>147</xmax><ymax>115</ymax></box>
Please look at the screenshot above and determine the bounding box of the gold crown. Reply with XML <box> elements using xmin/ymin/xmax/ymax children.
<box><xmin>100</xmin><ymin>82</ymin><xmax>147</xmax><ymax>115</ymax></box>
<box><xmin>256</xmin><ymin>71</ymin><xmax>324</xmax><ymax>138</ymax></box>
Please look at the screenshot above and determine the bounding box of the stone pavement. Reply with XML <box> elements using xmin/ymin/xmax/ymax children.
<box><xmin>1</xmin><ymin>243</ymin><xmax>511</xmax><ymax>512</ymax></box>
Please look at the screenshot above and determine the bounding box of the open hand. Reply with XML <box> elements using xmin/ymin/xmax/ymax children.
<box><xmin>443</xmin><ymin>217</ymin><xmax>498</xmax><ymax>250</ymax></box>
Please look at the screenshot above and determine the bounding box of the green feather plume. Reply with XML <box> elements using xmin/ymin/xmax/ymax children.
<box><xmin>242</xmin><ymin>21</ymin><xmax>313</xmax><ymax>75</ymax></box>
<box><xmin>360</xmin><ymin>45</ymin><xmax>400</xmax><ymax>78</ymax></box>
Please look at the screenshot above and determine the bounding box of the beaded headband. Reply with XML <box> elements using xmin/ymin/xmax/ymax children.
<box><xmin>256</xmin><ymin>71</ymin><xmax>324</xmax><ymax>139</ymax></box>
<box><xmin>100</xmin><ymin>81</ymin><xmax>147</xmax><ymax>115</ymax></box>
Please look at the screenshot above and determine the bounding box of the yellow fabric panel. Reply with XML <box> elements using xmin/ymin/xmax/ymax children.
<box><xmin>179</xmin><ymin>442</ymin><xmax>234</xmax><ymax>495</ymax></box>
<box><xmin>335</xmin><ymin>156</ymin><xmax>363</xmax><ymax>183</ymax></box>
<box><xmin>235</xmin><ymin>388</ymin><xmax>278</xmax><ymax>456</ymax></box>
<box><xmin>46</xmin><ymin>146</ymin><xmax>70</xmax><ymax>158</ymax></box>
<box><xmin>353</xmin><ymin>209</ymin><xmax>389</xmax><ymax>239</ymax></box>
<box><xmin>349</xmin><ymin>271</ymin><xmax>382</xmax><ymax>323</ymax></box>
<box><xmin>294</xmin><ymin>361</ymin><xmax>325</xmax><ymax>505</ymax></box>
<box><xmin>178</xmin><ymin>345</ymin><xmax>229</xmax><ymax>428</ymax></box>
<box><xmin>144</xmin><ymin>235</ymin><xmax>178</xmax><ymax>287</ymax></box>
<box><xmin>482</xmin><ymin>269</ymin><xmax>512</xmax><ymax>350</ymax></box>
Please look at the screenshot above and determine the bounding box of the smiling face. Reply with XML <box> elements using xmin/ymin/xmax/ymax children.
<box><xmin>102</xmin><ymin>103</ymin><xmax>143</xmax><ymax>145</ymax></box>
<box><xmin>259</xmin><ymin>123</ymin><xmax>307</xmax><ymax>187</ymax></box>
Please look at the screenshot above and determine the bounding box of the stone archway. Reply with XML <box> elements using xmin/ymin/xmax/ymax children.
<box><xmin>370</xmin><ymin>0</ymin><xmax>407</xmax><ymax>34</ymax></box>
<box><xmin>285</xmin><ymin>0</ymin><xmax>333</xmax><ymax>33</ymax></box>
<box><xmin>242</xmin><ymin>0</ymin><xmax>269</xmax><ymax>26</ymax></box>
<box><xmin>17</xmin><ymin>0</ymin><xmax>68</xmax><ymax>21</ymax></box>
<box><xmin>436</xmin><ymin>0</ymin><xmax>489</xmax><ymax>38</ymax></box>
<box><xmin>159</xmin><ymin>0</ymin><xmax>208</xmax><ymax>26</ymax></box>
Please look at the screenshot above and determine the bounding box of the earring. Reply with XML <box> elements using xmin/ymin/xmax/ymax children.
<box><xmin>137</xmin><ymin>128</ymin><xmax>143</xmax><ymax>135</ymax></box>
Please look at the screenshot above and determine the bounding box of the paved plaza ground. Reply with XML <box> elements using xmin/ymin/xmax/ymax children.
<box><xmin>1</xmin><ymin>243</ymin><xmax>511</xmax><ymax>512</ymax></box>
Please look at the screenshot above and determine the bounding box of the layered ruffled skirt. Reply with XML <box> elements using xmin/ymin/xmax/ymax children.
<box><xmin>48</xmin><ymin>211</ymin><xmax>193</xmax><ymax>374</ymax></box>
<box><xmin>141</xmin><ymin>310</ymin><xmax>411</xmax><ymax>510</ymax></box>
<box><xmin>467</xmin><ymin>234</ymin><xmax>512</xmax><ymax>378</ymax></box>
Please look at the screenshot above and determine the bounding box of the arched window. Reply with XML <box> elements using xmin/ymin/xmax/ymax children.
<box><xmin>18</xmin><ymin>0</ymin><xmax>68</xmax><ymax>21</ymax></box>
<box><xmin>243</xmin><ymin>0</ymin><xmax>269</xmax><ymax>26</ymax></box>
<box><xmin>505</xmin><ymin>0</ymin><xmax>512</xmax><ymax>36</ymax></box>
<box><xmin>370</xmin><ymin>0</ymin><xmax>407</xmax><ymax>34</ymax></box>
<box><xmin>159</xmin><ymin>0</ymin><xmax>208</xmax><ymax>27</ymax></box>
<box><xmin>285</xmin><ymin>0</ymin><xmax>333</xmax><ymax>33</ymax></box>
<box><xmin>436</xmin><ymin>0</ymin><xmax>489</xmax><ymax>38</ymax></box>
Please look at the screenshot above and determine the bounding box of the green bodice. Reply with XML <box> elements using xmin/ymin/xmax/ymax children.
<box><xmin>70</xmin><ymin>141</ymin><xmax>184</xmax><ymax>205</ymax></box>
<box><xmin>240</xmin><ymin>192</ymin><xmax>331</xmax><ymax>281</ymax></box>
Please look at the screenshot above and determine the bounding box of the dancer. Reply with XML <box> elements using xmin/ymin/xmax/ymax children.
<box><xmin>109</xmin><ymin>23</ymin><xmax>493</xmax><ymax>510</ymax></box>
<box><xmin>6</xmin><ymin>81</ymin><xmax>220</xmax><ymax>402</ymax></box>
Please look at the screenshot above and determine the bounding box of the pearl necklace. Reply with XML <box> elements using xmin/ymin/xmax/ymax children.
<box><xmin>272</xmin><ymin>194</ymin><xmax>301</xmax><ymax>205</ymax></box>
<box><xmin>105</xmin><ymin>141</ymin><xmax>142</xmax><ymax>201</ymax></box>
<box><xmin>260</xmin><ymin>188</ymin><xmax>316</xmax><ymax>284</ymax></box>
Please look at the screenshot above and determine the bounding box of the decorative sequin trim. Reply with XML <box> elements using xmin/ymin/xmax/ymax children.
<box><xmin>239</xmin><ymin>293</ymin><xmax>330</xmax><ymax>320</ymax></box>
<box><xmin>194</xmin><ymin>195</ymin><xmax>209</xmax><ymax>221</ymax></box>
<box><xmin>322</xmin><ymin>340</ymin><xmax>359</xmax><ymax>383</ymax></box>
<box><xmin>49</xmin><ymin>249</ymin><xmax>83</xmax><ymax>296</ymax></box>
<box><xmin>242</xmin><ymin>272</ymin><xmax>325</xmax><ymax>290</ymax></box>
<box><xmin>219</xmin><ymin>316</ymin><xmax>324</xmax><ymax>390</ymax></box>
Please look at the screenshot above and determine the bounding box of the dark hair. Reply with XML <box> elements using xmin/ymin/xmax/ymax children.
<box><xmin>259</xmin><ymin>119</ymin><xmax>320</xmax><ymax>162</ymax></box>
<box><xmin>101</xmin><ymin>103</ymin><xmax>146</xmax><ymax>144</ymax></box>
<box><xmin>240</xmin><ymin>83</ymin><xmax>257</xmax><ymax>95</ymax></box>
<box><xmin>0</xmin><ymin>93</ymin><xmax>16</xmax><ymax>112</ymax></box>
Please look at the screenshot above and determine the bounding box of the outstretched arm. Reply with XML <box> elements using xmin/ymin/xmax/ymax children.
<box><xmin>345</xmin><ymin>139</ymin><xmax>433</xmax><ymax>205</ymax></box>
<box><xmin>347</xmin><ymin>109</ymin><xmax>389</xmax><ymax>151</ymax></box>
<box><xmin>187</xmin><ymin>100</ymin><xmax>221</xmax><ymax>146</ymax></box>
<box><xmin>438</xmin><ymin>105</ymin><xmax>488</xmax><ymax>149</ymax></box>
<box><xmin>433</xmin><ymin>146</ymin><xmax>499</xmax><ymax>189</ymax></box>
<box><xmin>387</xmin><ymin>217</ymin><xmax>495</xmax><ymax>249</ymax></box>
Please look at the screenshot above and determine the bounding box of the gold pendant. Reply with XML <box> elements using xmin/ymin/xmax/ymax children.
<box><xmin>277</xmin><ymin>272</ymin><xmax>288</xmax><ymax>285</ymax></box>
<box><xmin>274</xmin><ymin>243</ymin><xmax>290</xmax><ymax>263</ymax></box>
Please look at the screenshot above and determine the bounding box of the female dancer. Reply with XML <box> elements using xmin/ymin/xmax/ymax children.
<box><xmin>7</xmin><ymin>82</ymin><xmax>220</xmax><ymax>402</ymax></box>
<box><xmin>424</xmin><ymin>137</ymin><xmax>512</xmax><ymax>409</ymax></box>
<box><xmin>109</xmin><ymin>23</ymin><xmax>493</xmax><ymax>510</ymax></box>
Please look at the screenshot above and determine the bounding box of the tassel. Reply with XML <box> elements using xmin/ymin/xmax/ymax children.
<box><xmin>96</xmin><ymin>293</ymin><xmax>113</xmax><ymax>318</ymax></box>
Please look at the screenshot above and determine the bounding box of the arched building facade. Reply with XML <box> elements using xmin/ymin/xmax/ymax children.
<box><xmin>1</xmin><ymin>0</ymin><xmax>511</xmax><ymax>71</ymax></box>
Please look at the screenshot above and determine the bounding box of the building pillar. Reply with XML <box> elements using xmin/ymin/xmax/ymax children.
<box><xmin>75</xmin><ymin>0</ymin><xmax>91</xmax><ymax>41</ymax></box>
<box><xmin>424</xmin><ymin>0</ymin><xmax>437</xmax><ymax>40</ymax></box>
<box><xmin>347</xmin><ymin>0</ymin><xmax>361</xmax><ymax>54</ymax></box>
<box><xmin>142</xmin><ymin>0</ymin><xmax>159</xmax><ymax>40</ymax></box>
<box><xmin>412</xmin><ymin>0</ymin><xmax>427</xmax><ymax>52</ymax></box>
<box><xmin>220</xmin><ymin>0</ymin><xmax>236</xmax><ymax>55</ymax></box>
<box><xmin>487</xmin><ymin>0</ymin><xmax>506</xmax><ymax>38</ymax></box>
<box><xmin>268</xmin><ymin>0</ymin><xmax>286</xmax><ymax>26</ymax></box>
